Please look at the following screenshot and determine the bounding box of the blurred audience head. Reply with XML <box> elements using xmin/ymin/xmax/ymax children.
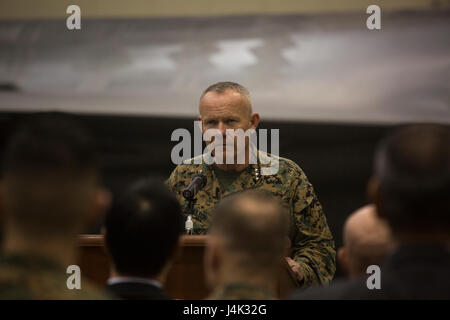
<box><xmin>104</xmin><ymin>178</ymin><xmax>183</xmax><ymax>280</ymax></box>
<box><xmin>0</xmin><ymin>113</ymin><xmax>107</xmax><ymax>253</ymax></box>
<box><xmin>369</xmin><ymin>124</ymin><xmax>450</xmax><ymax>243</ymax></box>
<box><xmin>338</xmin><ymin>204</ymin><xmax>392</xmax><ymax>278</ymax></box>
<box><xmin>205</xmin><ymin>190</ymin><xmax>288</xmax><ymax>291</ymax></box>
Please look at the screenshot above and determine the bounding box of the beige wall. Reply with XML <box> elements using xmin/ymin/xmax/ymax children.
<box><xmin>0</xmin><ymin>0</ymin><xmax>448</xmax><ymax>20</ymax></box>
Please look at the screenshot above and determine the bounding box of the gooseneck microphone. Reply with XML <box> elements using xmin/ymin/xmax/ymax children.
<box><xmin>183</xmin><ymin>174</ymin><xmax>207</xmax><ymax>199</ymax></box>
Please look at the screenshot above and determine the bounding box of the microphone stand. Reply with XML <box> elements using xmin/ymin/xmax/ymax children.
<box><xmin>183</xmin><ymin>174</ymin><xmax>206</xmax><ymax>234</ymax></box>
<box><xmin>182</xmin><ymin>174</ymin><xmax>206</xmax><ymax>235</ymax></box>
<box><xmin>185</xmin><ymin>196</ymin><xmax>196</xmax><ymax>216</ymax></box>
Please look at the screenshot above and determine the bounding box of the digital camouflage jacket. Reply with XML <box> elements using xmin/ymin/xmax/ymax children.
<box><xmin>167</xmin><ymin>151</ymin><xmax>336</xmax><ymax>286</ymax></box>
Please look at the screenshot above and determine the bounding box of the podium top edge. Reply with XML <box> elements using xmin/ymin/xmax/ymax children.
<box><xmin>78</xmin><ymin>234</ymin><xmax>208</xmax><ymax>247</ymax></box>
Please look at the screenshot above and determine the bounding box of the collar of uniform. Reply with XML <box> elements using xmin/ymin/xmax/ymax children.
<box><xmin>199</xmin><ymin>150</ymin><xmax>264</xmax><ymax>198</ymax></box>
<box><xmin>107</xmin><ymin>276</ymin><xmax>163</xmax><ymax>288</ymax></box>
<box><xmin>258</xmin><ymin>150</ymin><xmax>280</xmax><ymax>176</ymax></box>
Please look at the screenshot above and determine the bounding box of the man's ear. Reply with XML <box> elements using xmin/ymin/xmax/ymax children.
<box><xmin>197</xmin><ymin>115</ymin><xmax>205</xmax><ymax>134</ymax></box>
<box><xmin>367</xmin><ymin>177</ymin><xmax>387</xmax><ymax>220</ymax></box>
<box><xmin>250</xmin><ymin>113</ymin><xmax>260</xmax><ymax>129</ymax></box>
<box><xmin>337</xmin><ymin>247</ymin><xmax>349</xmax><ymax>276</ymax></box>
<box><xmin>85</xmin><ymin>188</ymin><xmax>112</xmax><ymax>229</ymax></box>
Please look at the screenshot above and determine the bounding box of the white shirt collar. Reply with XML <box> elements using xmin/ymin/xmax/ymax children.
<box><xmin>107</xmin><ymin>276</ymin><xmax>163</xmax><ymax>288</ymax></box>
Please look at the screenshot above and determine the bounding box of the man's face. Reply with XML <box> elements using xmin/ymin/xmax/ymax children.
<box><xmin>199</xmin><ymin>89</ymin><xmax>259</xmax><ymax>164</ymax></box>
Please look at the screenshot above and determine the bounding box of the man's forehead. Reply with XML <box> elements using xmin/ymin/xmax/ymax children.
<box><xmin>199</xmin><ymin>89</ymin><xmax>251</xmax><ymax>115</ymax></box>
<box><xmin>202</xmin><ymin>88</ymin><xmax>242</xmax><ymax>101</ymax></box>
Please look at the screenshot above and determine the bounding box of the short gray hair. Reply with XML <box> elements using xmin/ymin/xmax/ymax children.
<box><xmin>200</xmin><ymin>81</ymin><xmax>251</xmax><ymax>104</ymax></box>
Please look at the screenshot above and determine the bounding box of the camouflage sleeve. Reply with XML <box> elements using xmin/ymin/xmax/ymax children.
<box><xmin>166</xmin><ymin>165</ymin><xmax>178</xmax><ymax>191</ymax></box>
<box><xmin>290</xmin><ymin>175</ymin><xmax>336</xmax><ymax>287</ymax></box>
<box><xmin>167</xmin><ymin>164</ymin><xmax>185</xmax><ymax>196</ymax></box>
<box><xmin>166</xmin><ymin>164</ymin><xmax>190</xmax><ymax>208</ymax></box>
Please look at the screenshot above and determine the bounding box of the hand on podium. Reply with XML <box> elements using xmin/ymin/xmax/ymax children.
<box><xmin>285</xmin><ymin>257</ymin><xmax>304</xmax><ymax>284</ymax></box>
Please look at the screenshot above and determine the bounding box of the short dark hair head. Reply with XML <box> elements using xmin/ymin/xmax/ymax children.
<box><xmin>2</xmin><ymin>112</ymin><xmax>99</xmax><ymax>236</ymax></box>
<box><xmin>373</xmin><ymin>124</ymin><xmax>450</xmax><ymax>234</ymax></box>
<box><xmin>104</xmin><ymin>178</ymin><xmax>183</xmax><ymax>278</ymax></box>
<box><xmin>210</xmin><ymin>190</ymin><xmax>288</xmax><ymax>270</ymax></box>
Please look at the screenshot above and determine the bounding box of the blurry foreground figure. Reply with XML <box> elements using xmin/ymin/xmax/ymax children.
<box><xmin>103</xmin><ymin>178</ymin><xmax>183</xmax><ymax>300</ymax></box>
<box><xmin>205</xmin><ymin>190</ymin><xmax>288</xmax><ymax>300</ymax></box>
<box><xmin>0</xmin><ymin>114</ymin><xmax>110</xmax><ymax>299</ymax></box>
<box><xmin>338</xmin><ymin>205</ymin><xmax>392</xmax><ymax>278</ymax></box>
<box><xmin>290</xmin><ymin>124</ymin><xmax>450</xmax><ymax>299</ymax></box>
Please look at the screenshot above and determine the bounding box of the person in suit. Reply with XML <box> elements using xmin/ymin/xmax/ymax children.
<box><xmin>0</xmin><ymin>113</ymin><xmax>110</xmax><ymax>299</ymax></box>
<box><xmin>204</xmin><ymin>190</ymin><xmax>289</xmax><ymax>300</ymax></box>
<box><xmin>338</xmin><ymin>204</ymin><xmax>392</xmax><ymax>279</ymax></box>
<box><xmin>290</xmin><ymin>124</ymin><xmax>450</xmax><ymax>299</ymax></box>
<box><xmin>103</xmin><ymin>178</ymin><xmax>183</xmax><ymax>300</ymax></box>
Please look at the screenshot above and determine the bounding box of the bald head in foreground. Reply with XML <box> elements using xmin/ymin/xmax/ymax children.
<box><xmin>338</xmin><ymin>205</ymin><xmax>392</xmax><ymax>278</ymax></box>
<box><xmin>205</xmin><ymin>190</ymin><xmax>288</xmax><ymax>300</ymax></box>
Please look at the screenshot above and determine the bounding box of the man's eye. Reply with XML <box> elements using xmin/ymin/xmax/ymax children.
<box><xmin>206</xmin><ymin>120</ymin><xmax>217</xmax><ymax>125</ymax></box>
<box><xmin>227</xmin><ymin>119</ymin><xmax>237</xmax><ymax>123</ymax></box>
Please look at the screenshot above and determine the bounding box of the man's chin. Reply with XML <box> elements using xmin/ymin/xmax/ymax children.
<box><xmin>213</xmin><ymin>151</ymin><xmax>236</xmax><ymax>165</ymax></box>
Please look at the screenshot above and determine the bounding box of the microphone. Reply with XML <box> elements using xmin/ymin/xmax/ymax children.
<box><xmin>183</xmin><ymin>174</ymin><xmax>207</xmax><ymax>199</ymax></box>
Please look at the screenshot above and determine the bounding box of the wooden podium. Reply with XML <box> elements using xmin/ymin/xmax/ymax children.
<box><xmin>78</xmin><ymin>234</ymin><xmax>298</xmax><ymax>299</ymax></box>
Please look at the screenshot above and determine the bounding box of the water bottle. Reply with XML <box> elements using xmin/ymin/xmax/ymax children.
<box><xmin>185</xmin><ymin>215</ymin><xmax>193</xmax><ymax>235</ymax></box>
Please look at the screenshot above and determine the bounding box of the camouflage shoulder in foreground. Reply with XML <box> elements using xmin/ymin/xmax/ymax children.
<box><xmin>208</xmin><ymin>283</ymin><xmax>275</xmax><ymax>300</ymax></box>
<box><xmin>167</xmin><ymin>151</ymin><xmax>336</xmax><ymax>287</ymax></box>
<box><xmin>0</xmin><ymin>253</ymin><xmax>110</xmax><ymax>300</ymax></box>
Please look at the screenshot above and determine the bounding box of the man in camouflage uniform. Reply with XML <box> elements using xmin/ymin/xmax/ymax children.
<box><xmin>0</xmin><ymin>114</ymin><xmax>110</xmax><ymax>299</ymax></box>
<box><xmin>0</xmin><ymin>254</ymin><xmax>107</xmax><ymax>299</ymax></box>
<box><xmin>168</xmin><ymin>82</ymin><xmax>336</xmax><ymax>287</ymax></box>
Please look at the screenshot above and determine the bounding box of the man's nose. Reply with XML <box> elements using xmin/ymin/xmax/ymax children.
<box><xmin>217</xmin><ymin>122</ymin><xmax>227</xmax><ymax>136</ymax></box>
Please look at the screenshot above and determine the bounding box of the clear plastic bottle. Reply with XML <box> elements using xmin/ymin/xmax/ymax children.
<box><xmin>185</xmin><ymin>215</ymin><xmax>193</xmax><ymax>235</ymax></box>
